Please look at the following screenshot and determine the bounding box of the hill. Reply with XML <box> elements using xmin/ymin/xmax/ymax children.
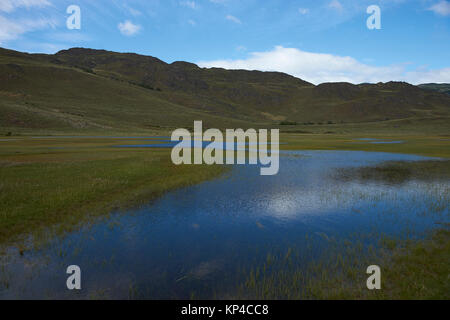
<box><xmin>418</xmin><ymin>83</ymin><xmax>450</xmax><ymax>95</ymax></box>
<box><xmin>0</xmin><ymin>47</ymin><xmax>449</xmax><ymax>133</ymax></box>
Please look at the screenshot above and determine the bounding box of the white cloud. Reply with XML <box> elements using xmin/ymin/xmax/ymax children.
<box><xmin>0</xmin><ymin>15</ymin><xmax>56</xmax><ymax>44</ymax></box>
<box><xmin>405</xmin><ymin>67</ymin><xmax>450</xmax><ymax>84</ymax></box>
<box><xmin>188</xmin><ymin>19</ymin><xmax>196</xmax><ymax>26</ymax></box>
<box><xmin>226</xmin><ymin>14</ymin><xmax>241</xmax><ymax>24</ymax></box>
<box><xmin>0</xmin><ymin>0</ymin><xmax>51</xmax><ymax>13</ymax></box>
<box><xmin>428</xmin><ymin>1</ymin><xmax>450</xmax><ymax>16</ymax></box>
<box><xmin>197</xmin><ymin>46</ymin><xmax>450</xmax><ymax>85</ymax></box>
<box><xmin>118</xmin><ymin>20</ymin><xmax>141</xmax><ymax>36</ymax></box>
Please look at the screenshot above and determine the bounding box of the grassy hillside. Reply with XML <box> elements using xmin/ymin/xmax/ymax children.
<box><xmin>1</xmin><ymin>47</ymin><xmax>449</xmax><ymax>134</ymax></box>
<box><xmin>0</xmin><ymin>48</ymin><xmax>257</xmax><ymax>134</ymax></box>
<box><xmin>418</xmin><ymin>83</ymin><xmax>450</xmax><ymax>95</ymax></box>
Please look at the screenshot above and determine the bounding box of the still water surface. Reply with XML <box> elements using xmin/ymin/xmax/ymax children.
<box><xmin>0</xmin><ymin>151</ymin><xmax>448</xmax><ymax>299</ymax></box>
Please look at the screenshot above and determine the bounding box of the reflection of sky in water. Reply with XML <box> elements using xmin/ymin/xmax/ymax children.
<box><xmin>353</xmin><ymin>138</ymin><xmax>404</xmax><ymax>144</ymax></box>
<box><xmin>0</xmin><ymin>151</ymin><xmax>448</xmax><ymax>299</ymax></box>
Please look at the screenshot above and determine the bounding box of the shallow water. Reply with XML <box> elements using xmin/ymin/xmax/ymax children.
<box><xmin>0</xmin><ymin>151</ymin><xmax>448</xmax><ymax>299</ymax></box>
<box><xmin>354</xmin><ymin>138</ymin><xmax>404</xmax><ymax>144</ymax></box>
<box><xmin>115</xmin><ymin>140</ymin><xmax>283</xmax><ymax>149</ymax></box>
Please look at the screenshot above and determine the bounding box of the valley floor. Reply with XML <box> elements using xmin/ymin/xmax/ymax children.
<box><xmin>0</xmin><ymin>136</ymin><xmax>228</xmax><ymax>246</ymax></box>
<box><xmin>0</xmin><ymin>131</ymin><xmax>448</xmax><ymax>299</ymax></box>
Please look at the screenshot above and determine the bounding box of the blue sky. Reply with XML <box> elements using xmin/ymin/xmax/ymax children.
<box><xmin>0</xmin><ymin>0</ymin><xmax>449</xmax><ymax>84</ymax></box>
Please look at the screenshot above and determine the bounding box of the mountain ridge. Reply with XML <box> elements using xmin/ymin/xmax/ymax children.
<box><xmin>0</xmin><ymin>47</ymin><xmax>449</xmax><ymax>133</ymax></box>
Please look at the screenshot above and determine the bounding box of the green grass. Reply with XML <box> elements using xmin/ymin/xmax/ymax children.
<box><xmin>1</xmin><ymin>46</ymin><xmax>449</xmax><ymax>300</ymax></box>
<box><xmin>381</xmin><ymin>228</ymin><xmax>450</xmax><ymax>299</ymax></box>
<box><xmin>312</xmin><ymin>228</ymin><xmax>450</xmax><ymax>300</ymax></box>
<box><xmin>232</xmin><ymin>228</ymin><xmax>449</xmax><ymax>300</ymax></box>
<box><xmin>0</xmin><ymin>138</ymin><xmax>228</xmax><ymax>246</ymax></box>
<box><xmin>1</xmin><ymin>133</ymin><xmax>448</xmax><ymax>246</ymax></box>
<box><xmin>0</xmin><ymin>133</ymin><xmax>448</xmax><ymax>299</ymax></box>
<box><xmin>281</xmin><ymin>133</ymin><xmax>450</xmax><ymax>158</ymax></box>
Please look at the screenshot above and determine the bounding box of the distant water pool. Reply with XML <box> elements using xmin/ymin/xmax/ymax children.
<box><xmin>354</xmin><ymin>138</ymin><xmax>404</xmax><ymax>144</ymax></box>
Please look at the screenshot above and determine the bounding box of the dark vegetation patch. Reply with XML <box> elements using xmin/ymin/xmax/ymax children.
<box><xmin>334</xmin><ymin>160</ymin><xmax>450</xmax><ymax>185</ymax></box>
